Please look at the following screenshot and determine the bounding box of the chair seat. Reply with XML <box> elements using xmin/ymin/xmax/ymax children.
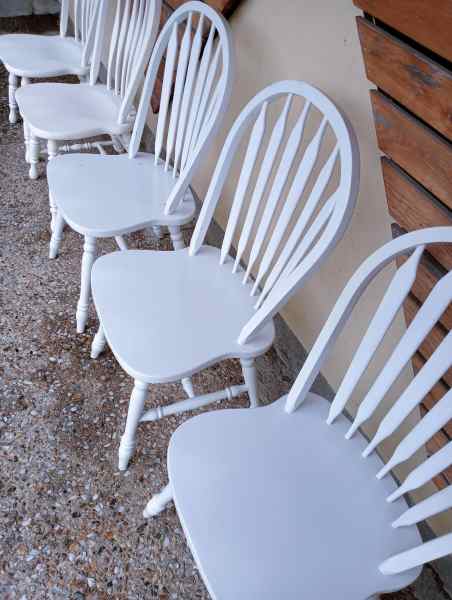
<box><xmin>48</xmin><ymin>152</ymin><xmax>196</xmax><ymax>236</ymax></box>
<box><xmin>91</xmin><ymin>246</ymin><xmax>275</xmax><ymax>382</ymax></box>
<box><xmin>0</xmin><ymin>34</ymin><xmax>87</xmax><ymax>78</ymax></box>
<box><xmin>15</xmin><ymin>82</ymin><xmax>128</xmax><ymax>140</ymax></box>
<box><xmin>168</xmin><ymin>393</ymin><xmax>422</xmax><ymax>600</ymax></box>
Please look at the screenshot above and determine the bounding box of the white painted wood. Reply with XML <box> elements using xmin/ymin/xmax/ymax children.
<box><xmin>14</xmin><ymin>0</ymin><xmax>161</xmax><ymax>177</ymax></box>
<box><xmin>118</xmin><ymin>379</ymin><xmax>149</xmax><ymax>470</ymax></box>
<box><xmin>76</xmin><ymin>236</ymin><xmax>96</xmax><ymax>334</ymax></box>
<box><xmin>8</xmin><ymin>72</ymin><xmax>18</xmax><ymax>124</ymax></box>
<box><xmin>364</xmin><ymin>331</ymin><xmax>452</xmax><ymax>458</ymax></box>
<box><xmin>154</xmin><ymin>228</ymin><xmax>452</xmax><ymax>599</ymax></box>
<box><xmin>181</xmin><ymin>377</ymin><xmax>195</xmax><ymax>398</ymax></box>
<box><xmin>47</xmin><ymin>2</ymin><xmax>234</xmax><ymax>336</ymax></box>
<box><xmin>388</xmin><ymin>441</ymin><xmax>452</xmax><ymax>503</ymax></box>
<box><xmin>91</xmin><ymin>247</ymin><xmax>275</xmax><ymax>384</ymax></box>
<box><xmin>91</xmin><ymin>324</ymin><xmax>107</xmax><ymax>359</ymax></box>
<box><xmin>379</xmin><ymin>534</ymin><xmax>452</xmax><ymax>576</ymax></box>
<box><xmin>328</xmin><ymin>246</ymin><xmax>424</xmax><ymax>426</ymax></box>
<box><xmin>377</xmin><ymin>387</ymin><xmax>452</xmax><ymax>479</ymax></box>
<box><xmin>165</xmin><ymin>395</ymin><xmax>421</xmax><ymax>598</ymax></box>
<box><xmin>143</xmin><ymin>483</ymin><xmax>174</xmax><ymax>518</ymax></box>
<box><xmin>49</xmin><ymin>211</ymin><xmax>65</xmax><ymax>259</ymax></box>
<box><xmin>392</xmin><ymin>486</ymin><xmax>452</xmax><ymax>528</ymax></box>
<box><xmin>89</xmin><ymin>80</ymin><xmax>357</xmax><ymax>472</ymax></box>
<box><xmin>240</xmin><ymin>357</ymin><xmax>259</xmax><ymax>408</ymax></box>
<box><xmin>28</xmin><ymin>131</ymin><xmax>40</xmax><ymax>180</ymax></box>
<box><xmin>140</xmin><ymin>384</ymin><xmax>247</xmax><ymax>423</ymax></box>
<box><xmin>285</xmin><ymin>227</ymin><xmax>452</xmax><ymax>413</ymax></box>
<box><xmin>347</xmin><ymin>269</ymin><xmax>452</xmax><ymax>440</ymax></box>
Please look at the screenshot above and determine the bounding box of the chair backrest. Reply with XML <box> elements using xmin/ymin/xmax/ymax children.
<box><xmin>128</xmin><ymin>1</ymin><xmax>234</xmax><ymax>212</ymax></box>
<box><xmin>285</xmin><ymin>227</ymin><xmax>452</xmax><ymax>575</ymax></box>
<box><xmin>89</xmin><ymin>0</ymin><xmax>161</xmax><ymax>123</ymax></box>
<box><xmin>189</xmin><ymin>80</ymin><xmax>359</xmax><ymax>345</ymax></box>
<box><xmin>60</xmin><ymin>0</ymin><xmax>100</xmax><ymax>68</ymax></box>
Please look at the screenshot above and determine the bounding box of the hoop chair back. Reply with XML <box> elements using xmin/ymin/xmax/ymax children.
<box><xmin>189</xmin><ymin>80</ymin><xmax>360</xmax><ymax>345</ymax></box>
<box><xmin>89</xmin><ymin>0</ymin><xmax>162</xmax><ymax>123</ymax></box>
<box><xmin>59</xmin><ymin>0</ymin><xmax>100</xmax><ymax>68</ymax></box>
<box><xmin>129</xmin><ymin>0</ymin><xmax>234</xmax><ymax>214</ymax></box>
<box><xmin>285</xmin><ymin>226</ymin><xmax>452</xmax><ymax>575</ymax></box>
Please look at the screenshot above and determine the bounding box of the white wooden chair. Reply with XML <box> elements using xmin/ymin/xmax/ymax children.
<box><xmin>89</xmin><ymin>79</ymin><xmax>360</xmax><ymax>471</ymax></box>
<box><xmin>15</xmin><ymin>0</ymin><xmax>161</xmax><ymax>182</ymax></box>
<box><xmin>143</xmin><ymin>227</ymin><xmax>452</xmax><ymax>600</ymax></box>
<box><xmin>0</xmin><ymin>0</ymin><xmax>98</xmax><ymax>125</ymax></box>
<box><xmin>46</xmin><ymin>1</ymin><xmax>235</xmax><ymax>337</ymax></box>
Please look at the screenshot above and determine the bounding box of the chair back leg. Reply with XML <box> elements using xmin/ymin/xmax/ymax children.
<box><xmin>8</xmin><ymin>72</ymin><xmax>19</xmax><ymax>124</ymax></box>
<box><xmin>241</xmin><ymin>357</ymin><xmax>259</xmax><ymax>408</ymax></box>
<box><xmin>143</xmin><ymin>483</ymin><xmax>173</xmax><ymax>518</ymax></box>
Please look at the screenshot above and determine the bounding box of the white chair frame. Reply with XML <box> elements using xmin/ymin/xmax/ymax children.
<box><xmin>15</xmin><ymin>0</ymin><xmax>161</xmax><ymax>181</ymax></box>
<box><xmin>46</xmin><ymin>0</ymin><xmax>234</xmax><ymax>337</ymax></box>
<box><xmin>89</xmin><ymin>79</ymin><xmax>360</xmax><ymax>471</ymax></box>
<box><xmin>144</xmin><ymin>227</ymin><xmax>452</xmax><ymax>600</ymax></box>
<box><xmin>1</xmin><ymin>0</ymin><xmax>98</xmax><ymax>125</ymax></box>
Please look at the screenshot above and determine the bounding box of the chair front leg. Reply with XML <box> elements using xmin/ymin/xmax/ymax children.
<box><xmin>143</xmin><ymin>483</ymin><xmax>174</xmax><ymax>518</ymax></box>
<box><xmin>118</xmin><ymin>380</ymin><xmax>149</xmax><ymax>471</ymax></box>
<box><xmin>240</xmin><ymin>357</ymin><xmax>259</xmax><ymax>408</ymax></box>
<box><xmin>91</xmin><ymin>324</ymin><xmax>107</xmax><ymax>358</ymax></box>
<box><xmin>28</xmin><ymin>132</ymin><xmax>40</xmax><ymax>180</ymax></box>
<box><xmin>47</xmin><ymin>140</ymin><xmax>59</xmax><ymax>230</ymax></box>
<box><xmin>168</xmin><ymin>225</ymin><xmax>185</xmax><ymax>250</ymax></box>
<box><xmin>8</xmin><ymin>72</ymin><xmax>19</xmax><ymax>124</ymax></box>
<box><xmin>49</xmin><ymin>211</ymin><xmax>65</xmax><ymax>259</ymax></box>
<box><xmin>76</xmin><ymin>235</ymin><xmax>96</xmax><ymax>333</ymax></box>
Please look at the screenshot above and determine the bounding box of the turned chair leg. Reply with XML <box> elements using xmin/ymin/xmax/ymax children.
<box><xmin>118</xmin><ymin>380</ymin><xmax>149</xmax><ymax>471</ymax></box>
<box><xmin>143</xmin><ymin>483</ymin><xmax>174</xmax><ymax>518</ymax></box>
<box><xmin>8</xmin><ymin>72</ymin><xmax>19</xmax><ymax>124</ymax></box>
<box><xmin>240</xmin><ymin>357</ymin><xmax>259</xmax><ymax>408</ymax></box>
<box><xmin>181</xmin><ymin>377</ymin><xmax>195</xmax><ymax>398</ymax></box>
<box><xmin>91</xmin><ymin>324</ymin><xmax>107</xmax><ymax>358</ymax></box>
<box><xmin>143</xmin><ymin>483</ymin><xmax>173</xmax><ymax>518</ymax></box>
<box><xmin>49</xmin><ymin>212</ymin><xmax>65</xmax><ymax>259</ymax></box>
<box><xmin>47</xmin><ymin>140</ymin><xmax>59</xmax><ymax>230</ymax></box>
<box><xmin>168</xmin><ymin>225</ymin><xmax>185</xmax><ymax>250</ymax></box>
<box><xmin>21</xmin><ymin>78</ymin><xmax>31</xmax><ymax>161</ymax></box>
<box><xmin>76</xmin><ymin>236</ymin><xmax>96</xmax><ymax>333</ymax></box>
<box><xmin>28</xmin><ymin>132</ymin><xmax>40</xmax><ymax>180</ymax></box>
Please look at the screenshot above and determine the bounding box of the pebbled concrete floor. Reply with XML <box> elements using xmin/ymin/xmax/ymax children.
<box><xmin>0</xmin><ymin>14</ymin><xmax>450</xmax><ymax>600</ymax></box>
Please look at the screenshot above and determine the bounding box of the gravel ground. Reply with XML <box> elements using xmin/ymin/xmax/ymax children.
<box><xmin>0</xmin><ymin>14</ymin><xmax>450</xmax><ymax>600</ymax></box>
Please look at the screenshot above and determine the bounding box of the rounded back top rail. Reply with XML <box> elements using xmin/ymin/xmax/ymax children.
<box><xmin>285</xmin><ymin>226</ymin><xmax>452</xmax><ymax>575</ymax></box>
<box><xmin>129</xmin><ymin>0</ymin><xmax>235</xmax><ymax>213</ymax></box>
<box><xmin>189</xmin><ymin>79</ymin><xmax>360</xmax><ymax>346</ymax></box>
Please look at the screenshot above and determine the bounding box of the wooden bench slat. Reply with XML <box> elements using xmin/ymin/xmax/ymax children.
<box><xmin>354</xmin><ymin>0</ymin><xmax>452</xmax><ymax>63</ymax></box>
<box><xmin>383</xmin><ymin>158</ymin><xmax>452</xmax><ymax>271</ymax></box>
<box><xmin>371</xmin><ymin>91</ymin><xmax>452</xmax><ymax>212</ymax></box>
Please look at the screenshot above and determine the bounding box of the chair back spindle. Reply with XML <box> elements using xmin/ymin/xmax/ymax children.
<box><xmin>189</xmin><ymin>80</ymin><xmax>360</xmax><ymax>346</ymax></box>
<box><xmin>129</xmin><ymin>1</ymin><xmax>234</xmax><ymax>214</ymax></box>
<box><xmin>89</xmin><ymin>0</ymin><xmax>161</xmax><ymax>124</ymax></box>
<box><xmin>284</xmin><ymin>227</ymin><xmax>452</xmax><ymax>576</ymax></box>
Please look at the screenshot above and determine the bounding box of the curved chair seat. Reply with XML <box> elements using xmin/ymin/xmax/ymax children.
<box><xmin>91</xmin><ymin>246</ymin><xmax>275</xmax><ymax>383</ymax></box>
<box><xmin>0</xmin><ymin>34</ymin><xmax>87</xmax><ymax>78</ymax></box>
<box><xmin>48</xmin><ymin>153</ymin><xmax>196</xmax><ymax>236</ymax></box>
<box><xmin>169</xmin><ymin>393</ymin><xmax>422</xmax><ymax>600</ymax></box>
<box><xmin>15</xmin><ymin>82</ymin><xmax>127</xmax><ymax>140</ymax></box>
